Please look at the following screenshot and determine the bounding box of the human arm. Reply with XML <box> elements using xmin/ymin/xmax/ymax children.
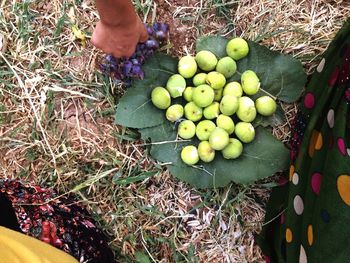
<box><xmin>92</xmin><ymin>0</ymin><xmax>148</xmax><ymax>57</ymax></box>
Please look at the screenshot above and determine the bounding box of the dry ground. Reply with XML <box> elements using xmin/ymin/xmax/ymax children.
<box><xmin>1</xmin><ymin>0</ymin><xmax>350</xmax><ymax>262</ymax></box>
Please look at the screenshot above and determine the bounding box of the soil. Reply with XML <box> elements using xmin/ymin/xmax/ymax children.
<box><xmin>153</xmin><ymin>0</ymin><xmax>223</xmax><ymax>57</ymax></box>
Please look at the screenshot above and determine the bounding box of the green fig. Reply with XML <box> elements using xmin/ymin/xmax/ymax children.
<box><xmin>235</xmin><ymin>122</ymin><xmax>255</xmax><ymax>143</ymax></box>
<box><xmin>222</xmin><ymin>138</ymin><xmax>243</xmax><ymax>159</ymax></box>
<box><xmin>183</xmin><ymin>87</ymin><xmax>193</xmax><ymax>102</ymax></box>
<box><xmin>203</xmin><ymin>102</ymin><xmax>220</xmax><ymax>119</ymax></box>
<box><xmin>226</xmin><ymin>37</ymin><xmax>249</xmax><ymax>60</ymax></box>
<box><xmin>214</xmin><ymin>88</ymin><xmax>223</xmax><ymax>101</ymax></box>
<box><xmin>184</xmin><ymin>102</ymin><xmax>203</xmax><ymax>122</ymax></box>
<box><xmin>196</xmin><ymin>120</ymin><xmax>216</xmax><ymax>141</ymax></box>
<box><xmin>151</xmin><ymin>86</ymin><xmax>171</xmax><ymax>109</ymax></box>
<box><xmin>181</xmin><ymin>145</ymin><xmax>199</xmax><ymax>165</ymax></box>
<box><xmin>166</xmin><ymin>104</ymin><xmax>184</xmax><ymax>122</ymax></box>
<box><xmin>178</xmin><ymin>55</ymin><xmax>197</xmax><ymax>78</ymax></box>
<box><xmin>192</xmin><ymin>84</ymin><xmax>215</xmax><ymax>107</ymax></box>
<box><xmin>209</xmin><ymin>127</ymin><xmax>229</xmax><ymax>150</ymax></box>
<box><xmin>166</xmin><ymin>74</ymin><xmax>186</xmax><ymax>98</ymax></box>
<box><xmin>198</xmin><ymin>141</ymin><xmax>215</xmax><ymax>163</ymax></box>
<box><xmin>216</xmin><ymin>56</ymin><xmax>237</xmax><ymax>78</ymax></box>
<box><xmin>206</xmin><ymin>71</ymin><xmax>226</xmax><ymax>90</ymax></box>
<box><xmin>236</xmin><ymin>96</ymin><xmax>257</xmax><ymax>122</ymax></box>
<box><xmin>223</xmin><ymin>82</ymin><xmax>243</xmax><ymax>97</ymax></box>
<box><xmin>178</xmin><ymin>120</ymin><xmax>196</xmax><ymax>139</ymax></box>
<box><xmin>219</xmin><ymin>95</ymin><xmax>239</xmax><ymax>116</ymax></box>
<box><xmin>192</xmin><ymin>73</ymin><xmax>207</xmax><ymax>86</ymax></box>
<box><xmin>195</xmin><ymin>50</ymin><xmax>218</xmax><ymax>71</ymax></box>
<box><xmin>216</xmin><ymin>114</ymin><xmax>235</xmax><ymax>135</ymax></box>
<box><xmin>255</xmin><ymin>96</ymin><xmax>277</xmax><ymax>116</ymax></box>
<box><xmin>241</xmin><ymin>70</ymin><xmax>260</xmax><ymax>95</ymax></box>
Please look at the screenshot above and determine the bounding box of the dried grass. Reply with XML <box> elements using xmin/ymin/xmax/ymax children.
<box><xmin>1</xmin><ymin>0</ymin><xmax>350</xmax><ymax>262</ymax></box>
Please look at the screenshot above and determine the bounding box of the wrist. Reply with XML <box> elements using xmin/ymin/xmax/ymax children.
<box><xmin>96</xmin><ymin>0</ymin><xmax>138</xmax><ymax>28</ymax></box>
<box><xmin>100</xmin><ymin>14</ymin><xmax>138</xmax><ymax>28</ymax></box>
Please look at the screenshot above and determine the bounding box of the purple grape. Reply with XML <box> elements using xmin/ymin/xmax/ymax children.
<box><xmin>131</xmin><ymin>65</ymin><xmax>142</xmax><ymax>76</ymax></box>
<box><xmin>155</xmin><ymin>31</ymin><xmax>166</xmax><ymax>41</ymax></box>
<box><xmin>160</xmin><ymin>23</ymin><xmax>169</xmax><ymax>33</ymax></box>
<box><xmin>146</xmin><ymin>25</ymin><xmax>154</xmax><ymax>35</ymax></box>
<box><xmin>99</xmin><ymin>22</ymin><xmax>169</xmax><ymax>87</ymax></box>
<box><xmin>153</xmin><ymin>22</ymin><xmax>161</xmax><ymax>32</ymax></box>
<box><xmin>122</xmin><ymin>61</ymin><xmax>133</xmax><ymax>75</ymax></box>
<box><xmin>131</xmin><ymin>58</ymin><xmax>140</xmax><ymax>65</ymax></box>
<box><xmin>106</xmin><ymin>54</ymin><xmax>117</xmax><ymax>63</ymax></box>
<box><xmin>145</xmin><ymin>39</ymin><xmax>159</xmax><ymax>49</ymax></box>
<box><xmin>114</xmin><ymin>78</ymin><xmax>122</xmax><ymax>85</ymax></box>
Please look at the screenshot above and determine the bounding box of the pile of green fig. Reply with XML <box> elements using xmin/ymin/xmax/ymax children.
<box><xmin>150</xmin><ymin>38</ymin><xmax>277</xmax><ymax>166</ymax></box>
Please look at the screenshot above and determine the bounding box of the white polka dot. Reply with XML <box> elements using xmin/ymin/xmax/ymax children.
<box><xmin>327</xmin><ymin>109</ymin><xmax>334</xmax><ymax>128</ymax></box>
<box><xmin>317</xmin><ymin>58</ymin><xmax>325</xmax><ymax>73</ymax></box>
<box><xmin>292</xmin><ymin>172</ymin><xmax>299</xmax><ymax>185</ymax></box>
<box><xmin>294</xmin><ymin>195</ymin><xmax>304</xmax><ymax>215</ymax></box>
<box><xmin>299</xmin><ymin>245</ymin><xmax>308</xmax><ymax>263</ymax></box>
<box><xmin>347</xmin><ymin>148</ymin><xmax>350</xmax><ymax>157</ymax></box>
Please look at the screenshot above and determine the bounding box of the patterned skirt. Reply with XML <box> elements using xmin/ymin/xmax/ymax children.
<box><xmin>0</xmin><ymin>179</ymin><xmax>114</xmax><ymax>263</ymax></box>
<box><xmin>258</xmin><ymin>19</ymin><xmax>350</xmax><ymax>262</ymax></box>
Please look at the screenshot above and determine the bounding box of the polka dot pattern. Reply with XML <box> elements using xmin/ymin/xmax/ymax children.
<box><xmin>286</xmin><ymin>228</ymin><xmax>293</xmax><ymax>243</ymax></box>
<box><xmin>292</xmin><ymin>173</ymin><xmax>299</xmax><ymax>185</ymax></box>
<box><xmin>307</xmin><ymin>225</ymin><xmax>314</xmax><ymax>246</ymax></box>
<box><xmin>311</xmin><ymin>173</ymin><xmax>322</xmax><ymax>195</ymax></box>
<box><xmin>289</xmin><ymin>165</ymin><xmax>295</xmax><ymax>181</ymax></box>
<box><xmin>337</xmin><ymin>138</ymin><xmax>346</xmax><ymax>156</ymax></box>
<box><xmin>308</xmin><ymin>130</ymin><xmax>323</xmax><ymax>157</ymax></box>
<box><xmin>316</xmin><ymin>58</ymin><xmax>325</xmax><ymax>73</ymax></box>
<box><xmin>280</xmin><ymin>212</ymin><xmax>285</xmax><ymax>225</ymax></box>
<box><xmin>264</xmin><ymin>255</ymin><xmax>271</xmax><ymax>263</ymax></box>
<box><xmin>304</xmin><ymin>92</ymin><xmax>315</xmax><ymax>109</ymax></box>
<box><xmin>294</xmin><ymin>195</ymin><xmax>304</xmax><ymax>215</ymax></box>
<box><xmin>327</xmin><ymin>109</ymin><xmax>334</xmax><ymax>128</ymax></box>
<box><xmin>328</xmin><ymin>67</ymin><xmax>339</xmax><ymax>86</ymax></box>
<box><xmin>321</xmin><ymin>209</ymin><xmax>330</xmax><ymax>223</ymax></box>
<box><xmin>337</xmin><ymin>174</ymin><xmax>350</xmax><ymax>206</ymax></box>
<box><xmin>299</xmin><ymin>245</ymin><xmax>308</xmax><ymax>263</ymax></box>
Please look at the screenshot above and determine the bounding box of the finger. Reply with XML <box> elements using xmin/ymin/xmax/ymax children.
<box><xmin>110</xmin><ymin>45</ymin><xmax>135</xmax><ymax>58</ymax></box>
<box><xmin>91</xmin><ymin>29</ymin><xmax>100</xmax><ymax>48</ymax></box>
<box><xmin>139</xmin><ymin>25</ymin><xmax>148</xmax><ymax>43</ymax></box>
<box><xmin>123</xmin><ymin>45</ymin><xmax>137</xmax><ymax>58</ymax></box>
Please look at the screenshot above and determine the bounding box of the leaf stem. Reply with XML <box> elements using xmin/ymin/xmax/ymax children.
<box><xmin>135</xmin><ymin>139</ymin><xmax>191</xmax><ymax>146</ymax></box>
<box><xmin>259</xmin><ymin>87</ymin><xmax>277</xmax><ymax>100</ymax></box>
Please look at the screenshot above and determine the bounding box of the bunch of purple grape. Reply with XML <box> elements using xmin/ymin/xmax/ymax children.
<box><xmin>99</xmin><ymin>23</ymin><xmax>169</xmax><ymax>87</ymax></box>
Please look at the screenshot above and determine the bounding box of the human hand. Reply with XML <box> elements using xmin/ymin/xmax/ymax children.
<box><xmin>92</xmin><ymin>16</ymin><xmax>148</xmax><ymax>58</ymax></box>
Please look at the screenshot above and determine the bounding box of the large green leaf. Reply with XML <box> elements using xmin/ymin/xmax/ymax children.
<box><xmin>140</xmin><ymin>123</ymin><xmax>289</xmax><ymax>188</ymax></box>
<box><xmin>196</xmin><ymin>36</ymin><xmax>306</xmax><ymax>103</ymax></box>
<box><xmin>115</xmin><ymin>53</ymin><xmax>177</xmax><ymax>128</ymax></box>
<box><xmin>196</xmin><ymin>36</ymin><xmax>229</xmax><ymax>58</ymax></box>
<box><xmin>252</xmin><ymin>104</ymin><xmax>285</xmax><ymax>128</ymax></box>
<box><xmin>115</xmin><ymin>38</ymin><xmax>305</xmax><ymax>188</ymax></box>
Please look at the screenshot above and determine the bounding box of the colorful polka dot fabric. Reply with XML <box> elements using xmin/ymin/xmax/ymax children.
<box><xmin>257</xmin><ymin>19</ymin><xmax>350</xmax><ymax>263</ymax></box>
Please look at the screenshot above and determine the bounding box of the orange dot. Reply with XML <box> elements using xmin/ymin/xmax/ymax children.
<box><xmin>315</xmin><ymin>134</ymin><xmax>323</xmax><ymax>149</ymax></box>
<box><xmin>308</xmin><ymin>130</ymin><xmax>323</xmax><ymax>157</ymax></box>
<box><xmin>289</xmin><ymin>165</ymin><xmax>295</xmax><ymax>181</ymax></box>
<box><xmin>337</xmin><ymin>175</ymin><xmax>350</xmax><ymax>206</ymax></box>
<box><xmin>286</xmin><ymin>228</ymin><xmax>293</xmax><ymax>243</ymax></box>
<box><xmin>307</xmin><ymin>225</ymin><xmax>313</xmax><ymax>246</ymax></box>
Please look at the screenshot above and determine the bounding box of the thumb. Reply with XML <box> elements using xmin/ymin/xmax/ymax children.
<box><xmin>139</xmin><ymin>24</ymin><xmax>148</xmax><ymax>43</ymax></box>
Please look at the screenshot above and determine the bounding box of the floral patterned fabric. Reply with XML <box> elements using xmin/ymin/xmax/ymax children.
<box><xmin>0</xmin><ymin>179</ymin><xmax>114</xmax><ymax>263</ymax></box>
<box><xmin>258</xmin><ymin>19</ymin><xmax>350</xmax><ymax>263</ymax></box>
